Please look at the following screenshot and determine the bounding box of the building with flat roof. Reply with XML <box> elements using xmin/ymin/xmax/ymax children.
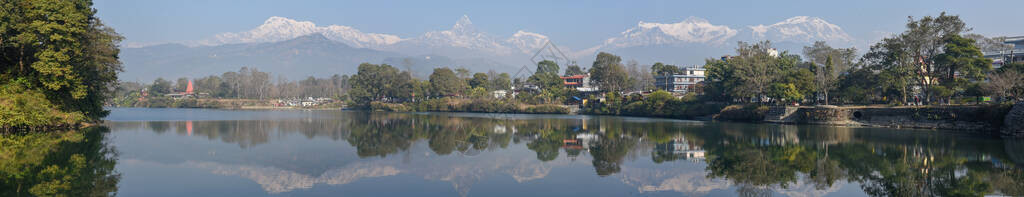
<box><xmin>654</xmin><ymin>66</ymin><xmax>705</xmax><ymax>94</ymax></box>
<box><xmin>984</xmin><ymin>36</ymin><xmax>1024</xmax><ymax>69</ymax></box>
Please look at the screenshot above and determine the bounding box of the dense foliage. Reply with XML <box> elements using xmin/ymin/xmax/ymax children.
<box><xmin>1</xmin><ymin>0</ymin><xmax>122</xmax><ymax>129</ymax></box>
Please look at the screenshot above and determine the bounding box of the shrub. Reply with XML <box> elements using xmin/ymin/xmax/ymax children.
<box><xmin>1</xmin><ymin>84</ymin><xmax>85</xmax><ymax>131</ymax></box>
<box><xmin>715</xmin><ymin>104</ymin><xmax>768</xmax><ymax>122</ymax></box>
<box><xmin>522</xmin><ymin>105</ymin><xmax>569</xmax><ymax>114</ymax></box>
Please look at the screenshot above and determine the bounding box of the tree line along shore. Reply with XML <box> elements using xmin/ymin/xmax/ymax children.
<box><xmin>4</xmin><ymin>6</ymin><xmax>1024</xmax><ymax>133</ymax></box>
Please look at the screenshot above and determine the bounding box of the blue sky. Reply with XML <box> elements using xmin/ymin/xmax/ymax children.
<box><xmin>95</xmin><ymin>0</ymin><xmax>1023</xmax><ymax>49</ymax></box>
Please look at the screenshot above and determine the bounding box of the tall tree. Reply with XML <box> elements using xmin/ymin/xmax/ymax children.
<box><xmin>934</xmin><ymin>35</ymin><xmax>992</xmax><ymax>90</ymax></box>
<box><xmin>488</xmin><ymin>72</ymin><xmax>511</xmax><ymax>91</ymax></box>
<box><xmin>150</xmin><ymin>78</ymin><xmax>172</xmax><ymax>95</ymax></box>
<box><xmin>589</xmin><ymin>52</ymin><xmax>630</xmax><ymax>93</ymax></box>
<box><xmin>732</xmin><ymin>41</ymin><xmax>780</xmax><ymax>102</ymax></box>
<box><xmin>529</xmin><ymin>60</ymin><xmax>562</xmax><ymax>90</ymax></box>
<box><xmin>1</xmin><ymin>0</ymin><xmax>124</xmax><ymax>121</ymax></box>
<box><xmin>862</xmin><ymin>36</ymin><xmax>916</xmax><ymax>104</ymax></box>
<box><xmin>901</xmin><ymin>12</ymin><xmax>969</xmax><ymax>103</ymax></box>
<box><xmin>455</xmin><ymin>67</ymin><xmax>471</xmax><ymax>79</ymax></box>
<box><xmin>817</xmin><ymin>55</ymin><xmax>838</xmax><ymax>104</ymax></box>
<box><xmin>349</xmin><ymin>63</ymin><xmax>412</xmax><ymax>106</ymax></box>
<box><xmin>536</xmin><ymin>60</ymin><xmax>560</xmax><ymax>75</ymax></box>
<box><xmin>626</xmin><ymin>60</ymin><xmax>653</xmax><ymax>91</ymax></box>
<box><xmin>429</xmin><ymin>67</ymin><xmax>466</xmax><ymax>97</ymax></box>
<box><xmin>469</xmin><ymin>72</ymin><xmax>489</xmax><ymax>89</ymax></box>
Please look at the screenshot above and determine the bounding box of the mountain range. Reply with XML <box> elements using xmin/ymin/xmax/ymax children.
<box><xmin>121</xmin><ymin>15</ymin><xmax>856</xmax><ymax>81</ymax></box>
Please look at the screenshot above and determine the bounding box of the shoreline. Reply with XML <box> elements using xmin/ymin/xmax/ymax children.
<box><xmin>101</xmin><ymin>103</ymin><xmax>1021</xmax><ymax>136</ymax></box>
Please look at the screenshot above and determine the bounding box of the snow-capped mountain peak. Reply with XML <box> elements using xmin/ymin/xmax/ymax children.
<box><xmin>199</xmin><ymin>16</ymin><xmax>402</xmax><ymax>49</ymax></box>
<box><xmin>409</xmin><ymin>15</ymin><xmax>514</xmax><ymax>55</ymax></box>
<box><xmin>748</xmin><ymin>16</ymin><xmax>853</xmax><ymax>44</ymax></box>
<box><xmin>505</xmin><ymin>30</ymin><xmax>549</xmax><ymax>54</ymax></box>
<box><xmin>452</xmin><ymin>15</ymin><xmax>476</xmax><ymax>34</ymax></box>
<box><xmin>205</xmin><ymin>16</ymin><xmax>318</xmax><ymax>45</ymax></box>
<box><xmin>600</xmin><ymin>17</ymin><xmax>738</xmax><ymax>49</ymax></box>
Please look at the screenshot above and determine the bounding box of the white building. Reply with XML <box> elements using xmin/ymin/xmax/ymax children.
<box><xmin>654</xmin><ymin>65</ymin><xmax>706</xmax><ymax>94</ymax></box>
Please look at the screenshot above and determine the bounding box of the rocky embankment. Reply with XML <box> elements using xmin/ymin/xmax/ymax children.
<box><xmin>761</xmin><ymin>103</ymin><xmax>1020</xmax><ymax>136</ymax></box>
<box><xmin>1002</xmin><ymin>102</ymin><xmax>1024</xmax><ymax>137</ymax></box>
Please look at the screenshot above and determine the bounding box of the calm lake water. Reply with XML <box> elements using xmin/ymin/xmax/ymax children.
<box><xmin>5</xmin><ymin>108</ymin><xmax>1023</xmax><ymax>196</ymax></box>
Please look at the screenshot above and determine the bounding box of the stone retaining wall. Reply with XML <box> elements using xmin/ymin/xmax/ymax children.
<box><xmin>766</xmin><ymin>104</ymin><xmax>1016</xmax><ymax>133</ymax></box>
<box><xmin>1003</xmin><ymin>102</ymin><xmax>1024</xmax><ymax>137</ymax></box>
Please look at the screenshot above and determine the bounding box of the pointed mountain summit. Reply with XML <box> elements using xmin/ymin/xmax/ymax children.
<box><xmin>394</xmin><ymin>15</ymin><xmax>514</xmax><ymax>56</ymax></box>
<box><xmin>451</xmin><ymin>15</ymin><xmax>477</xmax><ymax>34</ymax></box>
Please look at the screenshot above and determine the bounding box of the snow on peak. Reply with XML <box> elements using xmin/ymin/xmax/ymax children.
<box><xmin>412</xmin><ymin>15</ymin><xmax>513</xmax><ymax>54</ymax></box>
<box><xmin>200</xmin><ymin>16</ymin><xmax>402</xmax><ymax>48</ymax></box>
<box><xmin>601</xmin><ymin>17</ymin><xmax>738</xmax><ymax>48</ymax></box>
<box><xmin>506</xmin><ymin>30</ymin><xmax>550</xmax><ymax>54</ymax></box>
<box><xmin>749</xmin><ymin>16</ymin><xmax>853</xmax><ymax>44</ymax></box>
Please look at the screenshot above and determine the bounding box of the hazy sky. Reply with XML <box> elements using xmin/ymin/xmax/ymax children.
<box><xmin>95</xmin><ymin>0</ymin><xmax>1023</xmax><ymax>49</ymax></box>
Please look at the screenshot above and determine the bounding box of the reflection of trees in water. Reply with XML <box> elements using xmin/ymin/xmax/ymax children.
<box><xmin>118</xmin><ymin>112</ymin><xmax>1024</xmax><ymax>196</ymax></box>
<box><xmin>703</xmin><ymin>128</ymin><xmax>1024</xmax><ymax>196</ymax></box>
<box><xmin>0</xmin><ymin>127</ymin><xmax>120</xmax><ymax>196</ymax></box>
<box><xmin>590</xmin><ymin>135</ymin><xmax>638</xmax><ymax>176</ymax></box>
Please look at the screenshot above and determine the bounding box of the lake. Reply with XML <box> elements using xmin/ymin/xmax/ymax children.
<box><xmin>4</xmin><ymin>108</ymin><xmax>1023</xmax><ymax>196</ymax></box>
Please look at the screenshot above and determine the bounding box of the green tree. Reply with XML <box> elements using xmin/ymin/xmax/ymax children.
<box><xmin>150</xmin><ymin>78</ymin><xmax>172</xmax><ymax>95</ymax></box>
<box><xmin>429</xmin><ymin>67</ymin><xmax>466</xmax><ymax>97</ymax></box>
<box><xmin>719</xmin><ymin>41</ymin><xmax>782</xmax><ymax>102</ymax></box>
<box><xmin>536</xmin><ymin>60</ymin><xmax>560</xmax><ymax>75</ymax></box>
<box><xmin>650</xmin><ymin>62</ymin><xmax>681</xmax><ymax>75</ymax></box>
<box><xmin>1</xmin><ymin>0</ymin><xmax>124</xmax><ymax>124</ymax></box>
<box><xmin>862</xmin><ymin>36</ymin><xmax>916</xmax><ymax>104</ymax></box>
<box><xmin>768</xmin><ymin>83</ymin><xmax>804</xmax><ymax>104</ymax></box>
<box><xmin>488</xmin><ymin>72</ymin><xmax>511</xmax><ymax>90</ymax></box>
<box><xmin>469</xmin><ymin>72</ymin><xmax>489</xmax><ymax>89</ymax></box>
<box><xmin>348</xmin><ymin>63</ymin><xmax>413</xmax><ymax>107</ymax></box>
<box><xmin>902</xmin><ymin>12</ymin><xmax>969</xmax><ymax>103</ymax></box>
<box><xmin>934</xmin><ymin>34</ymin><xmax>992</xmax><ymax>100</ymax></box>
<box><xmin>589</xmin><ymin>52</ymin><xmax>630</xmax><ymax>93</ymax></box>
<box><xmin>528</xmin><ymin>60</ymin><xmax>563</xmax><ymax>91</ymax></box>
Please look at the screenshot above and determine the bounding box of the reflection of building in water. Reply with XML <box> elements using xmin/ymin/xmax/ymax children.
<box><xmin>656</xmin><ymin>135</ymin><xmax>705</xmax><ymax>162</ymax></box>
<box><xmin>574</xmin><ymin>133</ymin><xmax>600</xmax><ymax>149</ymax></box>
<box><xmin>752</xmin><ymin>126</ymin><xmax>800</xmax><ymax>146</ymax></box>
<box><xmin>492</xmin><ymin>125</ymin><xmax>507</xmax><ymax>134</ymax></box>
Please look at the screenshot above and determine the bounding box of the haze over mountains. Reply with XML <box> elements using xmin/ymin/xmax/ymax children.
<box><xmin>121</xmin><ymin>15</ymin><xmax>856</xmax><ymax>81</ymax></box>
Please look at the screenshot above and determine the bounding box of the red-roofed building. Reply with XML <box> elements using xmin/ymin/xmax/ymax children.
<box><xmin>560</xmin><ymin>74</ymin><xmax>599</xmax><ymax>92</ymax></box>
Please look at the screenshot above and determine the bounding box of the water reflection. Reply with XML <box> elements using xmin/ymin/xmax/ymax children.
<box><xmin>102</xmin><ymin>110</ymin><xmax>1024</xmax><ymax>196</ymax></box>
<box><xmin>0</xmin><ymin>127</ymin><xmax>120</xmax><ymax>197</ymax></box>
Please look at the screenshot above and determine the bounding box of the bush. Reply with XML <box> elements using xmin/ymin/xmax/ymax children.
<box><xmin>522</xmin><ymin>105</ymin><xmax>569</xmax><ymax>114</ymax></box>
<box><xmin>1</xmin><ymin>84</ymin><xmax>85</xmax><ymax>131</ymax></box>
<box><xmin>715</xmin><ymin>104</ymin><xmax>769</xmax><ymax>122</ymax></box>
<box><xmin>371</xmin><ymin>102</ymin><xmax>411</xmax><ymax>112</ymax></box>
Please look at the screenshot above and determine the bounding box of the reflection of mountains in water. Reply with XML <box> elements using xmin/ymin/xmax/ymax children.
<box><xmin>107</xmin><ymin>111</ymin><xmax>1024</xmax><ymax>196</ymax></box>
